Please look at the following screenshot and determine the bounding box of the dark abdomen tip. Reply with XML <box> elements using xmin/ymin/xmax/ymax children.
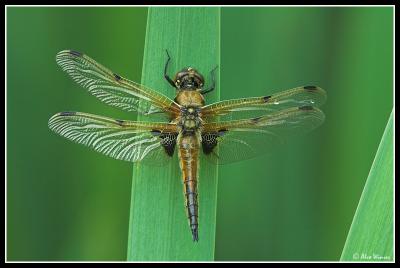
<box><xmin>191</xmin><ymin>225</ymin><xmax>199</xmax><ymax>242</ymax></box>
<box><xmin>184</xmin><ymin>177</ymin><xmax>199</xmax><ymax>242</ymax></box>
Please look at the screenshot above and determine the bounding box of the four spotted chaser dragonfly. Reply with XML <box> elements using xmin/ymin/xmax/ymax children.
<box><xmin>48</xmin><ymin>50</ymin><xmax>327</xmax><ymax>242</ymax></box>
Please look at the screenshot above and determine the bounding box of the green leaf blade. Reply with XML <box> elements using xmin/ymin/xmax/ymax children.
<box><xmin>127</xmin><ymin>7</ymin><xmax>220</xmax><ymax>261</ymax></box>
<box><xmin>340</xmin><ymin>110</ymin><xmax>393</xmax><ymax>262</ymax></box>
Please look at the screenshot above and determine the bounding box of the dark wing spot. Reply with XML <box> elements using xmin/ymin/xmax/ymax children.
<box><xmin>304</xmin><ymin>85</ymin><xmax>317</xmax><ymax>91</ymax></box>
<box><xmin>202</xmin><ymin>132</ymin><xmax>218</xmax><ymax>155</ymax></box>
<box><xmin>218</xmin><ymin>129</ymin><xmax>227</xmax><ymax>136</ymax></box>
<box><xmin>150</xmin><ymin>130</ymin><xmax>161</xmax><ymax>136</ymax></box>
<box><xmin>114</xmin><ymin>73</ymin><xmax>122</xmax><ymax>81</ymax></box>
<box><xmin>263</xmin><ymin>95</ymin><xmax>271</xmax><ymax>102</ymax></box>
<box><xmin>115</xmin><ymin>119</ymin><xmax>125</xmax><ymax>126</ymax></box>
<box><xmin>69</xmin><ymin>50</ymin><xmax>82</xmax><ymax>57</ymax></box>
<box><xmin>59</xmin><ymin>111</ymin><xmax>76</xmax><ymax>116</ymax></box>
<box><xmin>160</xmin><ymin>132</ymin><xmax>178</xmax><ymax>156</ymax></box>
<box><xmin>299</xmin><ymin>105</ymin><xmax>314</xmax><ymax>111</ymax></box>
<box><xmin>251</xmin><ymin>116</ymin><xmax>262</xmax><ymax>123</ymax></box>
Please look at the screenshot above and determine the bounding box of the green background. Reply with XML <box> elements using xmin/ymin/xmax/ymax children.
<box><xmin>7</xmin><ymin>7</ymin><xmax>393</xmax><ymax>261</ymax></box>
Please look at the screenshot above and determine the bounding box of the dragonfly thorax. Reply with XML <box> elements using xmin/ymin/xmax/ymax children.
<box><xmin>180</xmin><ymin>106</ymin><xmax>202</xmax><ymax>133</ymax></box>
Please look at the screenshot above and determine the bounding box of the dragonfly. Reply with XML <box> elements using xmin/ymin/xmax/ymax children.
<box><xmin>49</xmin><ymin>50</ymin><xmax>327</xmax><ymax>242</ymax></box>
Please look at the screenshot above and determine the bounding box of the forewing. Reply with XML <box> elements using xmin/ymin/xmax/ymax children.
<box><xmin>48</xmin><ymin>112</ymin><xmax>178</xmax><ymax>163</ymax></box>
<box><xmin>56</xmin><ymin>50</ymin><xmax>180</xmax><ymax>116</ymax></box>
<box><xmin>201</xmin><ymin>86</ymin><xmax>326</xmax><ymax>121</ymax></box>
<box><xmin>201</xmin><ymin>106</ymin><xmax>325</xmax><ymax>164</ymax></box>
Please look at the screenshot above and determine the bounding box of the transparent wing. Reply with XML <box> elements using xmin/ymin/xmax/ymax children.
<box><xmin>56</xmin><ymin>50</ymin><xmax>180</xmax><ymax>116</ymax></box>
<box><xmin>201</xmin><ymin>105</ymin><xmax>325</xmax><ymax>164</ymax></box>
<box><xmin>48</xmin><ymin>111</ymin><xmax>178</xmax><ymax>163</ymax></box>
<box><xmin>201</xmin><ymin>86</ymin><xmax>326</xmax><ymax>121</ymax></box>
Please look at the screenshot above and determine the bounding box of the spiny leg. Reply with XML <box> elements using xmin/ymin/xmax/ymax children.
<box><xmin>164</xmin><ymin>49</ymin><xmax>176</xmax><ymax>88</ymax></box>
<box><xmin>201</xmin><ymin>65</ymin><xmax>218</xmax><ymax>95</ymax></box>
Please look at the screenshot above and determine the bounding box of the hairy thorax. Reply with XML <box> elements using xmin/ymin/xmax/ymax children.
<box><xmin>175</xmin><ymin>90</ymin><xmax>205</xmax><ymax>107</ymax></box>
<box><xmin>175</xmin><ymin>90</ymin><xmax>205</xmax><ymax>133</ymax></box>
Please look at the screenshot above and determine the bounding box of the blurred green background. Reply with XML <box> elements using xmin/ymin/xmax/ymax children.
<box><xmin>7</xmin><ymin>7</ymin><xmax>393</xmax><ymax>261</ymax></box>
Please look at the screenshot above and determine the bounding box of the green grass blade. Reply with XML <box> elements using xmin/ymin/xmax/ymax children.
<box><xmin>340</xmin><ymin>110</ymin><xmax>393</xmax><ymax>262</ymax></box>
<box><xmin>127</xmin><ymin>7</ymin><xmax>220</xmax><ymax>261</ymax></box>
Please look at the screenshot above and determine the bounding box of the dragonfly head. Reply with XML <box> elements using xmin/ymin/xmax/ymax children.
<box><xmin>174</xmin><ymin>67</ymin><xmax>204</xmax><ymax>90</ymax></box>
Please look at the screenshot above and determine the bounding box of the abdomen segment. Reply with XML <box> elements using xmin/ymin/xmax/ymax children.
<box><xmin>178</xmin><ymin>133</ymin><xmax>200</xmax><ymax>242</ymax></box>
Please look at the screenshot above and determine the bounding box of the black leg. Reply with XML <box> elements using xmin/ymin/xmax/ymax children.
<box><xmin>164</xmin><ymin>50</ymin><xmax>176</xmax><ymax>88</ymax></box>
<box><xmin>201</xmin><ymin>65</ymin><xmax>218</xmax><ymax>95</ymax></box>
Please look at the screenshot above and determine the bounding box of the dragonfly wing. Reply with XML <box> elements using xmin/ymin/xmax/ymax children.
<box><xmin>201</xmin><ymin>105</ymin><xmax>325</xmax><ymax>164</ymax></box>
<box><xmin>48</xmin><ymin>112</ymin><xmax>179</xmax><ymax>164</ymax></box>
<box><xmin>201</xmin><ymin>86</ymin><xmax>326</xmax><ymax>121</ymax></box>
<box><xmin>56</xmin><ymin>50</ymin><xmax>180</xmax><ymax>116</ymax></box>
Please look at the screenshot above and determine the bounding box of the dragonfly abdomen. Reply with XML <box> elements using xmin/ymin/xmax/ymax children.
<box><xmin>177</xmin><ymin>133</ymin><xmax>200</xmax><ymax>242</ymax></box>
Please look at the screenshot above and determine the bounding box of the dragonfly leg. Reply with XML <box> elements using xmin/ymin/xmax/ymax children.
<box><xmin>164</xmin><ymin>49</ymin><xmax>176</xmax><ymax>88</ymax></box>
<box><xmin>201</xmin><ymin>65</ymin><xmax>218</xmax><ymax>95</ymax></box>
